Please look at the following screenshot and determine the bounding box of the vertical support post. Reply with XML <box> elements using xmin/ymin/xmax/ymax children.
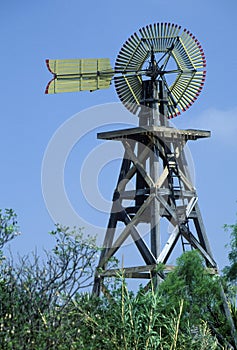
<box><xmin>150</xmin><ymin>145</ymin><xmax>159</xmax><ymax>259</ymax></box>
<box><xmin>150</xmin><ymin>81</ymin><xmax>160</xmax><ymax>259</ymax></box>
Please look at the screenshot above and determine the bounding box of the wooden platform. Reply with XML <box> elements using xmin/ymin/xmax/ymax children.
<box><xmin>97</xmin><ymin>126</ymin><xmax>210</xmax><ymax>141</ymax></box>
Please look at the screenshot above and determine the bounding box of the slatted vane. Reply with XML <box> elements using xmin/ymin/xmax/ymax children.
<box><xmin>45</xmin><ymin>58</ymin><xmax>114</xmax><ymax>94</ymax></box>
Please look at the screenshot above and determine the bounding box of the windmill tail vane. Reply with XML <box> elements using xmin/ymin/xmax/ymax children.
<box><xmin>45</xmin><ymin>58</ymin><xmax>115</xmax><ymax>94</ymax></box>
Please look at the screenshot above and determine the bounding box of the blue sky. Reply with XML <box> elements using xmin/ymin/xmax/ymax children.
<box><xmin>1</xmin><ymin>0</ymin><xmax>237</xmax><ymax>271</ymax></box>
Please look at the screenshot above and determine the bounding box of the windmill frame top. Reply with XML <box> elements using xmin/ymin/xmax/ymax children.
<box><xmin>45</xmin><ymin>23</ymin><xmax>206</xmax><ymax>119</ymax></box>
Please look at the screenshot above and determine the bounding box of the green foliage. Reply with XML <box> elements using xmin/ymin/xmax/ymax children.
<box><xmin>68</xmin><ymin>282</ymin><xmax>219</xmax><ymax>350</ymax></box>
<box><xmin>158</xmin><ymin>251</ymin><xmax>235</xmax><ymax>347</ymax></box>
<box><xmin>61</xmin><ymin>252</ymin><xmax>223</xmax><ymax>349</ymax></box>
<box><xmin>223</xmin><ymin>220</ymin><xmax>237</xmax><ymax>285</ymax></box>
<box><xmin>0</xmin><ymin>224</ymin><xmax>99</xmax><ymax>349</ymax></box>
<box><xmin>0</xmin><ymin>209</ymin><xmax>19</xmax><ymax>251</ymax></box>
<box><xmin>0</xmin><ymin>211</ymin><xmax>235</xmax><ymax>349</ymax></box>
<box><xmin>222</xmin><ymin>217</ymin><xmax>237</xmax><ymax>346</ymax></box>
<box><xmin>159</xmin><ymin>251</ymin><xmax>221</xmax><ymax>323</ymax></box>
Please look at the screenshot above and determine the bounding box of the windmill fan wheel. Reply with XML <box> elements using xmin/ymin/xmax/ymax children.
<box><xmin>114</xmin><ymin>23</ymin><xmax>206</xmax><ymax>118</ymax></box>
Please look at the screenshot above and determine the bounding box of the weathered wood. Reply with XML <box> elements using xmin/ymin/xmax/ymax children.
<box><xmin>100</xmin><ymin>264</ymin><xmax>217</xmax><ymax>278</ymax></box>
<box><xmin>122</xmin><ymin>207</ymin><xmax>157</xmax><ymax>265</ymax></box>
<box><xmin>119</xmin><ymin>189</ymin><xmax>150</xmax><ymax>200</ymax></box>
<box><xmin>100</xmin><ymin>195</ymin><xmax>155</xmax><ymax>266</ymax></box>
<box><xmin>156</xmin><ymin>193</ymin><xmax>178</xmax><ymax>222</ymax></box>
<box><xmin>122</xmin><ymin>139</ymin><xmax>154</xmax><ymax>188</ymax></box>
<box><xmin>192</xmin><ymin>203</ymin><xmax>214</xmax><ymax>261</ymax></box>
<box><xmin>97</xmin><ymin>126</ymin><xmax>210</xmax><ymax>141</ymax></box>
<box><xmin>157</xmin><ymin>227</ymin><xmax>180</xmax><ymax>263</ymax></box>
<box><xmin>178</xmin><ymin>168</ymin><xmax>195</xmax><ymax>191</ymax></box>
<box><xmin>180</xmin><ymin>226</ymin><xmax>216</xmax><ymax>267</ymax></box>
<box><xmin>155</xmin><ymin>166</ymin><xmax>169</xmax><ymax>188</ymax></box>
<box><xmin>94</xmin><ymin>89</ymin><xmax>215</xmax><ymax>299</ymax></box>
<box><xmin>100</xmin><ymin>264</ymin><xmax>172</xmax><ymax>279</ymax></box>
<box><xmin>156</xmin><ymin>188</ymin><xmax>196</xmax><ymax>198</ymax></box>
<box><xmin>117</xmin><ymin>141</ymin><xmax>152</xmax><ymax>193</ymax></box>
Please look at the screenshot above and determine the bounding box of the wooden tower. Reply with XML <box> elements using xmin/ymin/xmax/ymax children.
<box><xmin>92</xmin><ymin>79</ymin><xmax>216</xmax><ymax>295</ymax></box>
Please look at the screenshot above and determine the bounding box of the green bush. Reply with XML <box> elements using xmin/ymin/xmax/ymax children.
<box><xmin>0</xmin><ymin>210</ymin><xmax>235</xmax><ymax>349</ymax></box>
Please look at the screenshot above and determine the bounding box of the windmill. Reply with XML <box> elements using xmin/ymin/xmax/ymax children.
<box><xmin>45</xmin><ymin>23</ymin><xmax>236</xmax><ymax>344</ymax></box>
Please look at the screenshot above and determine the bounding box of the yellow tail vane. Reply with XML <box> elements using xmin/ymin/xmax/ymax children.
<box><xmin>45</xmin><ymin>58</ymin><xmax>114</xmax><ymax>94</ymax></box>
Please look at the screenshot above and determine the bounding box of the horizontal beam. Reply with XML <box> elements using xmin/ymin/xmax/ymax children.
<box><xmin>99</xmin><ymin>264</ymin><xmax>175</xmax><ymax>278</ymax></box>
<box><xmin>97</xmin><ymin>126</ymin><xmax>210</xmax><ymax>141</ymax></box>
<box><xmin>99</xmin><ymin>265</ymin><xmax>217</xmax><ymax>278</ymax></box>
